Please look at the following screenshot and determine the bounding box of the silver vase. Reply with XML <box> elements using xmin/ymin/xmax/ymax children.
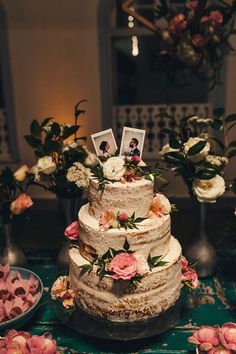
<box><xmin>57</xmin><ymin>195</ymin><xmax>83</xmax><ymax>273</ymax></box>
<box><xmin>184</xmin><ymin>202</ymin><xmax>217</xmax><ymax>278</ymax></box>
<box><xmin>0</xmin><ymin>223</ymin><xmax>27</xmax><ymax>267</ymax></box>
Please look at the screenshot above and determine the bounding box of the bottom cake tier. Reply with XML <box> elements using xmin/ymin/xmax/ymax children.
<box><xmin>69</xmin><ymin>236</ymin><xmax>182</xmax><ymax>322</ymax></box>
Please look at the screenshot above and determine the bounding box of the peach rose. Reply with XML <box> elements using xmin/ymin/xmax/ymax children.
<box><xmin>150</xmin><ymin>193</ymin><xmax>171</xmax><ymax>217</ymax></box>
<box><xmin>99</xmin><ymin>210</ymin><xmax>117</xmax><ymax>231</ymax></box>
<box><xmin>64</xmin><ymin>221</ymin><xmax>79</xmax><ymax>241</ymax></box>
<box><xmin>51</xmin><ymin>276</ymin><xmax>75</xmax><ymax>309</ymax></box>
<box><xmin>109</xmin><ymin>253</ymin><xmax>138</xmax><ymax>280</ymax></box>
<box><xmin>192</xmin><ymin>34</ymin><xmax>207</xmax><ymax>48</ymax></box>
<box><xmin>219</xmin><ymin>322</ymin><xmax>236</xmax><ymax>351</ymax></box>
<box><xmin>13</xmin><ymin>165</ymin><xmax>29</xmax><ymax>182</ymax></box>
<box><xmin>10</xmin><ymin>193</ymin><xmax>33</xmax><ymax>215</ymax></box>
<box><xmin>27</xmin><ymin>333</ymin><xmax>58</xmax><ymax>354</ymax></box>
<box><xmin>188</xmin><ymin>326</ymin><xmax>220</xmax><ymax>351</ymax></box>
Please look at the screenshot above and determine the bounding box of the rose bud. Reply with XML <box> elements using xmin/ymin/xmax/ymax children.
<box><xmin>131</xmin><ymin>155</ymin><xmax>141</xmax><ymax>165</ymax></box>
<box><xmin>10</xmin><ymin>193</ymin><xmax>33</xmax><ymax>215</ymax></box>
<box><xmin>118</xmin><ymin>212</ymin><xmax>129</xmax><ymax>223</ymax></box>
<box><xmin>14</xmin><ymin>165</ymin><xmax>29</xmax><ymax>182</ymax></box>
<box><xmin>64</xmin><ymin>221</ymin><xmax>79</xmax><ymax>241</ymax></box>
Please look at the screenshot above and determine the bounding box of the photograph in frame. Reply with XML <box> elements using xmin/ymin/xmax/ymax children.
<box><xmin>91</xmin><ymin>128</ymin><xmax>118</xmax><ymax>159</ymax></box>
<box><xmin>119</xmin><ymin>127</ymin><xmax>146</xmax><ymax>158</ymax></box>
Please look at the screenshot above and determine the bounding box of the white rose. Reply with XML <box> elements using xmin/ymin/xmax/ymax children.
<box><xmin>134</xmin><ymin>254</ymin><xmax>149</xmax><ymax>276</ymax></box>
<box><xmin>103</xmin><ymin>157</ymin><xmax>126</xmax><ymax>181</ymax></box>
<box><xmin>84</xmin><ymin>151</ymin><xmax>99</xmax><ymax>168</ymax></box>
<box><xmin>192</xmin><ymin>174</ymin><xmax>225</xmax><ymax>203</ymax></box>
<box><xmin>37</xmin><ymin>156</ymin><xmax>56</xmax><ymax>175</ymax></box>
<box><xmin>205</xmin><ymin>155</ymin><xmax>228</xmax><ymax>167</ymax></box>
<box><xmin>29</xmin><ymin>165</ymin><xmax>40</xmax><ymax>182</ymax></box>
<box><xmin>14</xmin><ymin>165</ymin><xmax>29</xmax><ymax>182</ymax></box>
<box><xmin>159</xmin><ymin>143</ymin><xmax>179</xmax><ymax>155</ymax></box>
<box><xmin>184</xmin><ymin>137</ymin><xmax>210</xmax><ymax>163</ymax></box>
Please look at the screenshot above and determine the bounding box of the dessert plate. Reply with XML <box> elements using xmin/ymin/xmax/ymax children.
<box><xmin>0</xmin><ymin>267</ymin><xmax>43</xmax><ymax>333</ymax></box>
<box><xmin>53</xmin><ymin>295</ymin><xmax>183</xmax><ymax>341</ymax></box>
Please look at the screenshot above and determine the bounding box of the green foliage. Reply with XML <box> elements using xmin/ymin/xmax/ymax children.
<box><xmin>147</xmin><ymin>254</ymin><xmax>169</xmax><ymax>270</ymax></box>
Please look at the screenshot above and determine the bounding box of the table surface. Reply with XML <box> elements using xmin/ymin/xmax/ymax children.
<box><xmin>3</xmin><ymin>251</ymin><xmax>236</xmax><ymax>354</ymax></box>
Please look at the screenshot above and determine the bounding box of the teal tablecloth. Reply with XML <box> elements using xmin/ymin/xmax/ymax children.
<box><xmin>6</xmin><ymin>254</ymin><xmax>236</xmax><ymax>354</ymax></box>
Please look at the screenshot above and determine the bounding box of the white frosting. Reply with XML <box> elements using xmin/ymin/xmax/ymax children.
<box><xmin>79</xmin><ymin>204</ymin><xmax>171</xmax><ymax>259</ymax></box>
<box><xmin>69</xmin><ymin>237</ymin><xmax>182</xmax><ymax>322</ymax></box>
<box><xmin>88</xmin><ymin>177</ymin><xmax>153</xmax><ymax>219</ymax></box>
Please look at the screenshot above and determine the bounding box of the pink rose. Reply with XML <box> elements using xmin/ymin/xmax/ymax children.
<box><xmin>109</xmin><ymin>253</ymin><xmax>138</xmax><ymax>280</ymax></box>
<box><xmin>64</xmin><ymin>221</ymin><xmax>79</xmax><ymax>241</ymax></box>
<box><xmin>169</xmin><ymin>13</ymin><xmax>187</xmax><ymax>32</ymax></box>
<box><xmin>134</xmin><ymin>254</ymin><xmax>149</xmax><ymax>276</ymax></box>
<box><xmin>209</xmin><ymin>11</ymin><xmax>223</xmax><ymax>25</ymax></box>
<box><xmin>182</xmin><ymin>269</ymin><xmax>199</xmax><ymax>289</ymax></box>
<box><xmin>192</xmin><ymin>34</ymin><xmax>207</xmax><ymax>48</ymax></box>
<box><xmin>188</xmin><ymin>1</ymin><xmax>198</xmax><ymax>10</ymax></box>
<box><xmin>118</xmin><ymin>212</ymin><xmax>129</xmax><ymax>224</ymax></box>
<box><xmin>131</xmin><ymin>155</ymin><xmax>141</xmax><ymax>165</ymax></box>
<box><xmin>219</xmin><ymin>322</ymin><xmax>236</xmax><ymax>351</ymax></box>
<box><xmin>10</xmin><ymin>193</ymin><xmax>33</xmax><ymax>215</ymax></box>
<box><xmin>188</xmin><ymin>326</ymin><xmax>220</xmax><ymax>351</ymax></box>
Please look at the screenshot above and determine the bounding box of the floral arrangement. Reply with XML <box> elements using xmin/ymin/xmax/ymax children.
<box><xmin>92</xmin><ymin>155</ymin><xmax>164</xmax><ymax>192</ymax></box>
<box><xmin>0</xmin><ymin>329</ymin><xmax>60</xmax><ymax>354</ymax></box>
<box><xmin>188</xmin><ymin>322</ymin><xmax>236</xmax><ymax>353</ymax></box>
<box><xmin>181</xmin><ymin>256</ymin><xmax>199</xmax><ymax>290</ymax></box>
<box><xmin>24</xmin><ymin>101</ymin><xmax>99</xmax><ymax>198</ymax></box>
<box><xmin>0</xmin><ymin>166</ymin><xmax>33</xmax><ymax>225</ymax></box>
<box><xmin>159</xmin><ymin>109</ymin><xmax>236</xmax><ymax>203</ymax></box>
<box><xmin>99</xmin><ymin>210</ymin><xmax>147</xmax><ymax>231</ymax></box>
<box><xmin>152</xmin><ymin>0</ymin><xmax>236</xmax><ymax>89</ymax></box>
<box><xmin>79</xmin><ymin>239</ymin><xmax>168</xmax><ymax>285</ymax></box>
<box><xmin>0</xmin><ymin>264</ymin><xmax>40</xmax><ymax>323</ymax></box>
<box><xmin>51</xmin><ymin>276</ymin><xmax>75</xmax><ymax>309</ymax></box>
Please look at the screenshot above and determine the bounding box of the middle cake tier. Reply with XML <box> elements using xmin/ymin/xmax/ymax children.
<box><xmin>78</xmin><ymin>204</ymin><xmax>171</xmax><ymax>259</ymax></box>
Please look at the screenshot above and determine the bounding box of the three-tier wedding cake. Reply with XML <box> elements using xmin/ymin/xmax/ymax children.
<box><xmin>69</xmin><ymin>156</ymin><xmax>182</xmax><ymax>322</ymax></box>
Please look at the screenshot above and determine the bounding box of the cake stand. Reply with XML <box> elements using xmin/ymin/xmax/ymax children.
<box><xmin>52</xmin><ymin>295</ymin><xmax>183</xmax><ymax>341</ymax></box>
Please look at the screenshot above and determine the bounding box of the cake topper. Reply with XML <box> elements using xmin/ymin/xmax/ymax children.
<box><xmin>91</xmin><ymin>128</ymin><xmax>118</xmax><ymax>161</ymax></box>
<box><xmin>120</xmin><ymin>127</ymin><xmax>146</xmax><ymax>159</ymax></box>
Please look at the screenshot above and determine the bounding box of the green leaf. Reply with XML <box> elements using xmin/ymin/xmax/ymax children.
<box><xmin>188</xmin><ymin>140</ymin><xmax>207</xmax><ymax>156</ymax></box>
<box><xmin>30</xmin><ymin>120</ymin><xmax>42</xmax><ymax>138</ymax></box>
<box><xmin>123</xmin><ymin>238</ymin><xmax>130</xmax><ymax>251</ymax></box>
<box><xmin>211</xmin><ymin>119</ymin><xmax>222</xmax><ymax>130</ymax></box>
<box><xmin>41</xmin><ymin>117</ymin><xmax>53</xmax><ymax>127</ymax></box>
<box><xmin>43</xmin><ymin>140</ymin><xmax>60</xmax><ymax>154</ymax></box>
<box><xmin>63</xmin><ymin>126</ymin><xmax>79</xmax><ymax>139</ymax></box>
<box><xmin>51</xmin><ymin>122</ymin><xmax>61</xmax><ymax>136</ymax></box>
<box><xmin>163</xmin><ymin>152</ymin><xmax>186</xmax><ymax>165</ymax></box>
<box><xmin>79</xmin><ymin>263</ymin><xmax>93</xmax><ymax>274</ymax></box>
<box><xmin>169</xmin><ymin>135</ymin><xmax>182</xmax><ymax>149</ymax></box>
<box><xmin>196</xmin><ymin>169</ymin><xmax>216</xmax><ymax>180</ymax></box>
<box><xmin>133</xmin><ymin>217</ymin><xmax>147</xmax><ymax>223</ymax></box>
<box><xmin>24</xmin><ymin>135</ymin><xmax>42</xmax><ymax>148</ymax></box>
<box><xmin>156</xmin><ymin>261</ymin><xmax>169</xmax><ymax>267</ymax></box>
<box><xmin>225</xmin><ymin>114</ymin><xmax>236</xmax><ymax>124</ymax></box>
<box><xmin>227</xmin><ymin>149</ymin><xmax>236</xmax><ymax>158</ymax></box>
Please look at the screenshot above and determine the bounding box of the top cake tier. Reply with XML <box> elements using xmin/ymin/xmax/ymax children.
<box><xmin>88</xmin><ymin>177</ymin><xmax>154</xmax><ymax>219</ymax></box>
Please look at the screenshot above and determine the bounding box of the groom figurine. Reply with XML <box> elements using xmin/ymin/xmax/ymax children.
<box><xmin>129</xmin><ymin>138</ymin><xmax>140</xmax><ymax>156</ymax></box>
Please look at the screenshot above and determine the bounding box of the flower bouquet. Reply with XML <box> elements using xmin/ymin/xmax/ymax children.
<box><xmin>0</xmin><ymin>165</ymin><xmax>33</xmax><ymax>266</ymax></box>
<box><xmin>24</xmin><ymin>101</ymin><xmax>98</xmax><ymax>199</ymax></box>
<box><xmin>159</xmin><ymin>108</ymin><xmax>236</xmax><ymax>277</ymax></box>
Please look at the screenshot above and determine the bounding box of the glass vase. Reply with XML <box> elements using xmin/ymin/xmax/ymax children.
<box><xmin>0</xmin><ymin>223</ymin><xmax>27</xmax><ymax>267</ymax></box>
<box><xmin>184</xmin><ymin>201</ymin><xmax>217</xmax><ymax>278</ymax></box>
<box><xmin>57</xmin><ymin>194</ymin><xmax>83</xmax><ymax>273</ymax></box>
